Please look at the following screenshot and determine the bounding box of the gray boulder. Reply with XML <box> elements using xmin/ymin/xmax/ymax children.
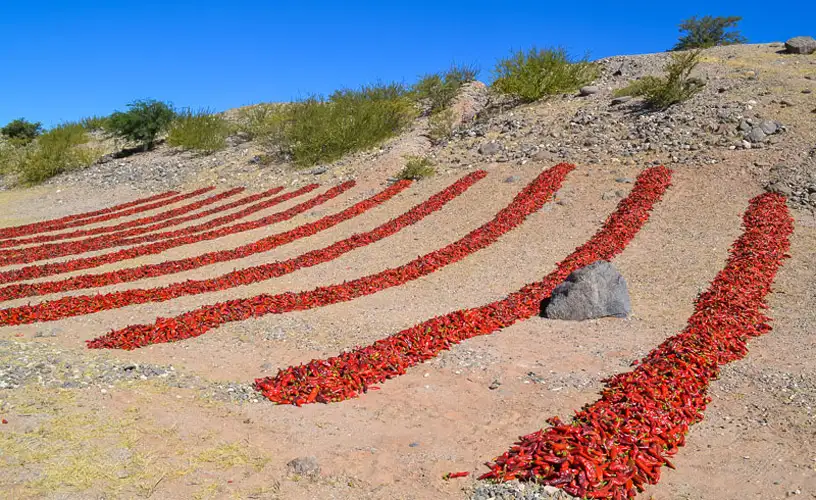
<box><xmin>579</xmin><ymin>86</ymin><xmax>600</xmax><ymax>96</ymax></box>
<box><xmin>478</xmin><ymin>141</ymin><xmax>502</xmax><ymax>155</ymax></box>
<box><xmin>759</xmin><ymin>120</ymin><xmax>778</xmax><ymax>135</ymax></box>
<box><xmin>286</xmin><ymin>456</ymin><xmax>320</xmax><ymax>477</ymax></box>
<box><xmin>785</xmin><ymin>36</ymin><xmax>816</xmax><ymax>55</ymax></box>
<box><xmin>746</xmin><ymin>127</ymin><xmax>767</xmax><ymax>143</ymax></box>
<box><xmin>544</xmin><ymin>261</ymin><xmax>631</xmax><ymax>320</ymax></box>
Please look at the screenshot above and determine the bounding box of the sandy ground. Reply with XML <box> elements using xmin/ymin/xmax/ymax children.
<box><xmin>1</xmin><ymin>153</ymin><xmax>814</xmax><ymax>500</ymax></box>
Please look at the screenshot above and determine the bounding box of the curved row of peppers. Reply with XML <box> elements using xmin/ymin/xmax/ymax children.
<box><xmin>0</xmin><ymin>173</ymin><xmax>486</xmax><ymax>320</ymax></box>
<box><xmin>0</xmin><ymin>184</ymin><xmax>324</xmax><ymax>267</ymax></box>
<box><xmin>252</xmin><ymin>165</ymin><xmax>672</xmax><ymax>405</ymax></box>
<box><xmin>0</xmin><ymin>189</ymin><xmax>179</xmax><ymax>240</ymax></box>
<box><xmin>478</xmin><ymin>192</ymin><xmax>793</xmax><ymax>499</ymax></box>
<box><xmin>0</xmin><ymin>183</ymin><xmax>347</xmax><ymax>285</ymax></box>
<box><xmin>0</xmin><ymin>172</ymin><xmax>489</xmax><ymax>303</ymax></box>
<box><xmin>0</xmin><ymin>186</ymin><xmax>283</xmax><ymax>248</ymax></box>
<box><xmin>86</xmin><ymin>164</ymin><xmax>574</xmax><ymax>350</ymax></box>
<box><xmin>2</xmin><ymin>187</ymin><xmax>217</xmax><ymax>243</ymax></box>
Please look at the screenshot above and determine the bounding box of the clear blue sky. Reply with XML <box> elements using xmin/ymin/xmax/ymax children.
<box><xmin>1</xmin><ymin>1</ymin><xmax>810</xmax><ymax>127</ymax></box>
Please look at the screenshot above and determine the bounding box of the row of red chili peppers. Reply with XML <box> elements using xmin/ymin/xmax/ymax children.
<box><xmin>0</xmin><ymin>180</ymin><xmax>417</xmax><ymax>302</ymax></box>
<box><xmin>0</xmin><ymin>187</ymin><xmax>250</xmax><ymax>249</ymax></box>
<box><xmin>478</xmin><ymin>191</ymin><xmax>793</xmax><ymax>499</ymax></box>
<box><xmin>86</xmin><ymin>164</ymin><xmax>573</xmax><ymax>350</ymax></box>
<box><xmin>0</xmin><ymin>172</ymin><xmax>487</xmax><ymax>321</ymax></box>
<box><xmin>0</xmin><ymin>183</ymin><xmax>348</xmax><ymax>284</ymax></box>
<box><xmin>251</xmin><ymin>166</ymin><xmax>671</xmax><ymax>406</ymax></box>
<box><xmin>0</xmin><ymin>187</ymin><xmax>216</xmax><ymax>243</ymax></box>
<box><xmin>0</xmin><ymin>189</ymin><xmax>179</xmax><ymax>240</ymax></box>
<box><xmin>0</xmin><ymin>183</ymin><xmax>324</xmax><ymax>267</ymax></box>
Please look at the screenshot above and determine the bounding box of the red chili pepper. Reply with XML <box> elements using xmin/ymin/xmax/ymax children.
<box><xmin>0</xmin><ymin>183</ymin><xmax>336</xmax><ymax>283</ymax></box>
<box><xmin>0</xmin><ymin>186</ymin><xmax>256</xmax><ymax>249</ymax></box>
<box><xmin>0</xmin><ymin>189</ymin><xmax>182</xmax><ymax>240</ymax></box>
<box><xmin>0</xmin><ymin>183</ymin><xmax>328</xmax><ymax>267</ymax></box>
<box><xmin>443</xmin><ymin>471</ymin><xmax>470</xmax><ymax>480</ymax></box>
<box><xmin>478</xmin><ymin>191</ymin><xmax>793</xmax><ymax>499</ymax></box>
<box><xmin>85</xmin><ymin>165</ymin><xmax>571</xmax><ymax>350</ymax></box>
<box><xmin>250</xmin><ymin>166</ymin><xmax>670</xmax><ymax>407</ymax></box>
<box><xmin>1</xmin><ymin>419</ymin><xmax>7</xmax><ymax>424</ymax></box>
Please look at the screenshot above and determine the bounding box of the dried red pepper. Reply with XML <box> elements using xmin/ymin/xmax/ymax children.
<box><xmin>250</xmin><ymin>166</ymin><xmax>670</xmax><ymax>406</ymax></box>
<box><xmin>85</xmin><ymin>164</ymin><xmax>573</xmax><ymax>350</ymax></box>
<box><xmin>0</xmin><ymin>184</ymin><xmax>326</xmax><ymax>267</ymax></box>
<box><xmin>0</xmin><ymin>186</ymin><xmax>288</xmax><ymax>249</ymax></box>
<box><xmin>0</xmin><ymin>189</ymin><xmax>180</xmax><ymax>240</ymax></box>
<box><xmin>0</xmin><ymin>183</ymin><xmax>336</xmax><ymax>282</ymax></box>
<box><xmin>479</xmin><ymin>192</ymin><xmax>793</xmax><ymax>499</ymax></box>
<box><xmin>0</xmin><ymin>173</ymin><xmax>487</xmax><ymax>319</ymax></box>
<box><xmin>0</xmin><ymin>180</ymin><xmax>414</xmax><ymax>302</ymax></box>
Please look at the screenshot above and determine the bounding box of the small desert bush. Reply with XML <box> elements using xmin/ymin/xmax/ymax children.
<box><xmin>105</xmin><ymin>99</ymin><xmax>176</xmax><ymax>151</ymax></box>
<box><xmin>412</xmin><ymin>63</ymin><xmax>478</xmax><ymax>113</ymax></box>
<box><xmin>492</xmin><ymin>47</ymin><xmax>598</xmax><ymax>102</ymax></box>
<box><xmin>79</xmin><ymin>115</ymin><xmax>109</xmax><ymax>131</ymax></box>
<box><xmin>1</xmin><ymin>123</ymin><xmax>99</xmax><ymax>185</ymax></box>
<box><xmin>235</xmin><ymin>103</ymin><xmax>287</xmax><ymax>143</ymax></box>
<box><xmin>397</xmin><ymin>156</ymin><xmax>436</xmax><ymax>180</ymax></box>
<box><xmin>427</xmin><ymin>108</ymin><xmax>458</xmax><ymax>143</ymax></box>
<box><xmin>281</xmin><ymin>83</ymin><xmax>417</xmax><ymax>167</ymax></box>
<box><xmin>167</xmin><ymin>109</ymin><xmax>230</xmax><ymax>153</ymax></box>
<box><xmin>613</xmin><ymin>50</ymin><xmax>704</xmax><ymax>109</ymax></box>
<box><xmin>1</xmin><ymin>118</ymin><xmax>42</xmax><ymax>144</ymax></box>
<box><xmin>673</xmin><ymin>16</ymin><xmax>746</xmax><ymax>51</ymax></box>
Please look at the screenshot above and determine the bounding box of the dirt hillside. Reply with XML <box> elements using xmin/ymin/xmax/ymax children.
<box><xmin>0</xmin><ymin>43</ymin><xmax>814</xmax><ymax>500</ymax></box>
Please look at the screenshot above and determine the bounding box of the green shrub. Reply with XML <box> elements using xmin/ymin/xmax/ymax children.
<box><xmin>167</xmin><ymin>109</ymin><xmax>230</xmax><ymax>153</ymax></box>
<box><xmin>105</xmin><ymin>99</ymin><xmax>176</xmax><ymax>151</ymax></box>
<box><xmin>614</xmin><ymin>50</ymin><xmax>704</xmax><ymax>109</ymax></box>
<box><xmin>235</xmin><ymin>103</ymin><xmax>287</xmax><ymax>144</ymax></box>
<box><xmin>1</xmin><ymin>123</ymin><xmax>98</xmax><ymax>185</ymax></box>
<box><xmin>492</xmin><ymin>47</ymin><xmax>598</xmax><ymax>102</ymax></box>
<box><xmin>412</xmin><ymin>63</ymin><xmax>478</xmax><ymax>113</ymax></box>
<box><xmin>397</xmin><ymin>156</ymin><xmax>436</xmax><ymax>180</ymax></box>
<box><xmin>281</xmin><ymin>83</ymin><xmax>417</xmax><ymax>167</ymax></box>
<box><xmin>79</xmin><ymin>115</ymin><xmax>109</xmax><ymax>131</ymax></box>
<box><xmin>427</xmin><ymin>108</ymin><xmax>457</xmax><ymax>143</ymax></box>
<box><xmin>1</xmin><ymin>118</ymin><xmax>43</xmax><ymax>144</ymax></box>
<box><xmin>672</xmin><ymin>16</ymin><xmax>746</xmax><ymax>51</ymax></box>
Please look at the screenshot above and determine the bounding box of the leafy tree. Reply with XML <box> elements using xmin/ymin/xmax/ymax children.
<box><xmin>105</xmin><ymin>99</ymin><xmax>176</xmax><ymax>150</ymax></box>
<box><xmin>673</xmin><ymin>16</ymin><xmax>746</xmax><ymax>51</ymax></box>
<box><xmin>1</xmin><ymin>118</ymin><xmax>43</xmax><ymax>143</ymax></box>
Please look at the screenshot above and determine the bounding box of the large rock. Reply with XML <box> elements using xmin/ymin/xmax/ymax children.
<box><xmin>785</xmin><ymin>36</ymin><xmax>816</xmax><ymax>55</ymax></box>
<box><xmin>543</xmin><ymin>261</ymin><xmax>631</xmax><ymax>320</ymax></box>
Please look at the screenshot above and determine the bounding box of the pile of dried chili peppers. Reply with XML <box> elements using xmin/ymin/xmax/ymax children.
<box><xmin>479</xmin><ymin>191</ymin><xmax>792</xmax><ymax>499</ymax></box>
<box><xmin>86</xmin><ymin>163</ymin><xmax>573</xmax><ymax>350</ymax></box>
<box><xmin>0</xmin><ymin>183</ymin><xmax>327</xmax><ymax>266</ymax></box>
<box><xmin>0</xmin><ymin>179</ymin><xmax>415</xmax><ymax>302</ymax></box>
<box><xmin>0</xmin><ymin>186</ymin><xmax>287</xmax><ymax>248</ymax></box>
<box><xmin>0</xmin><ymin>173</ymin><xmax>486</xmax><ymax>320</ymax></box>
<box><xmin>0</xmin><ymin>183</ymin><xmax>341</xmax><ymax>282</ymax></box>
<box><xmin>252</xmin><ymin>166</ymin><xmax>671</xmax><ymax>405</ymax></box>
<box><xmin>0</xmin><ymin>189</ymin><xmax>179</xmax><ymax>239</ymax></box>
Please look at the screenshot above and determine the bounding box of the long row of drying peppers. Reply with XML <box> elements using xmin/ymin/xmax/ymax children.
<box><xmin>478</xmin><ymin>191</ymin><xmax>793</xmax><ymax>499</ymax></box>
<box><xmin>2</xmin><ymin>187</ymin><xmax>216</xmax><ymax>243</ymax></box>
<box><xmin>0</xmin><ymin>187</ymin><xmax>246</xmax><ymax>249</ymax></box>
<box><xmin>251</xmin><ymin>166</ymin><xmax>672</xmax><ymax>406</ymax></box>
<box><xmin>0</xmin><ymin>173</ymin><xmax>486</xmax><ymax>320</ymax></box>
<box><xmin>0</xmin><ymin>179</ymin><xmax>417</xmax><ymax>302</ymax></box>
<box><xmin>0</xmin><ymin>189</ymin><xmax>179</xmax><ymax>240</ymax></box>
<box><xmin>0</xmin><ymin>186</ymin><xmax>286</xmax><ymax>248</ymax></box>
<box><xmin>0</xmin><ymin>184</ymin><xmax>324</xmax><ymax>267</ymax></box>
<box><xmin>86</xmin><ymin>164</ymin><xmax>573</xmax><ymax>350</ymax></box>
<box><xmin>0</xmin><ymin>184</ymin><xmax>349</xmax><ymax>285</ymax></box>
